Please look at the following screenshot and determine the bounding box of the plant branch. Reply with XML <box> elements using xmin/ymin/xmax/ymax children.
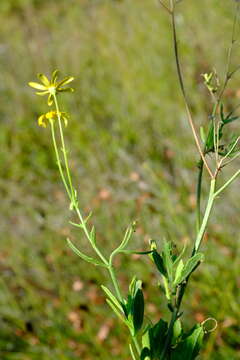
<box><xmin>194</xmin><ymin>179</ymin><xmax>216</xmax><ymax>252</ymax></box>
<box><xmin>214</xmin><ymin>169</ymin><xmax>240</xmax><ymax>198</ymax></box>
<box><xmin>170</xmin><ymin>6</ymin><xmax>213</xmax><ymax>178</ymax></box>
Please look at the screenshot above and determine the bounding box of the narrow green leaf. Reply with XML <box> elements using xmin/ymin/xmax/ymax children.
<box><xmin>129</xmin><ymin>276</ymin><xmax>137</xmax><ymax>297</ymax></box>
<box><xmin>69</xmin><ymin>221</ymin><xmax>83</xmax><ymax>228</ymax></box>
<box><xmin>152</xmin><ymin>251</ymin><xmax>167</xmax><ymax>277</ymax></box>
<box><xmin>172</xmin><ymin>319</ymin><xmax>182</xmax><ymax>345</ymax></box>
<box><xmin>142</xmin><ymin>326</ymin><xmax>151</xmax><ymax>350</ymax></box>
<box><xmin>115</xmin><ymin>222</ymin><xmax>136</xmax><ymax>254</ymax></box>
<box><xmin>151</xmin><ymin>319</ymin><xmax>168</xmax><ymax>357</ymax></box>
<box><xmin>67</xmin><ymin>238</ymin><xmax>106</xmax><ymax>267</ymax></box>
<box><xmin>106</xmin><ymin>299</ymin><xmax>125</xmax><ymax>322</ymax></box>
<box><xmin>132</xmin><ymin>288</ymin><xmax>144</xmax><ymax>334</ymax></box>
<box><xmin>174</xmin><ymin>260</ymin><xmax>184</xmax><ymax>285</ymax></box>
<box><xmin>117</xmin><ymin>250</ymin><xmax>153</xmax><ymax>255</ymax></box>
<box><xmin>124</xmin><ymin>294</ymin><xmax>133</xmax><ymax>318</ymax></box>
<box><xmin>171</xmin><ymin>325</ymin><xmax>204</xmax><ymax>360</ymax></box>
<box><xmin>224</xmin><ymin>115</ymin><xmax>239</xmax><ymax>124</ymax></box>
<box><xmin>205</xmin><ymin>122</ymin><xmax>214</xmax><ymax>151</ymax></box>
<box><xmin>220</xmin><ymin>103</ymin><xmax>225</xmax><ymax>122</ymax></box>
<box><xmin>90</xmin><ymin>226</ymin><xmax>96</xmax><ymax>245</ymax></box>
<box><xmin>176</xmin><ymin>253</ymin><xmax>204</xmax><ymax>284</ymax></box>
<box><xmin>200</xmin><ymin>126</ymin><xmax>206</xmax><ymax>143</ymax></box>
<box><xmin>173</xmin><ymin>242</ymin><xmax>187</xmax><ymax>265</ymax></box>
<box><xmin>129</xmin><ymin>343</ymin><xmax>137</xmax><ymax>360</ymax></box>
<box><xmin>101</xmin><ymin>285</ymin><xmax>123</xmax><ymax>313</ymax></box>
<box><xmin>141</xmin><ymin>347</ymin><xmax>151</xmax><ymax>360</ymax></box>
<box><xmin>162</xmin><ymin>242</ymin><xmax>173</xmax><ymax>282</ymax></box>
<box><xmin>69</xmin><ymin>212</ymin><xmax>92</xmax><ymax>229</ymax></box>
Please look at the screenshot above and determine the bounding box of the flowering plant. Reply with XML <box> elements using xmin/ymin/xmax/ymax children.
<box><xmin>29</xmin><ymin>1</ymin><xmax>240</xmax><ymax>358</ymax></box>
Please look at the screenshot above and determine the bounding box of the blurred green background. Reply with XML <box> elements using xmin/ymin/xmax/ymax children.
<box><xmin>0</xmin><ymin>0</ymin><xmax>240</xmax><ymax>359</ymax></box>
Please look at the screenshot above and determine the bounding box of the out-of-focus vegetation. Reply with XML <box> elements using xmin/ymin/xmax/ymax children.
<box><xmin>0</xmin><ymin>0</ymin><xmax>239</xmax><ymax>359</ymax></box>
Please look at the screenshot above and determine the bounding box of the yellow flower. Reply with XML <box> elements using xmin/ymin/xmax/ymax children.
<box><xmin>28</xmin><ymin>70</ymin><xmax>74</xmax><ymax>106</ymax></box>
<box><xmin>38</xmin><ymin>111</ymin><xmax>69</xmax><ymax>128</ymax></box>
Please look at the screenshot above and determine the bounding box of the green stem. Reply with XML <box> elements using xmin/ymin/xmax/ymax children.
<box><xmin>160</xmin><ymin>308</ymin><xmax>178</xmax><ymax>360</ymax></box>
<box><xmin>214</xmin><ymin>169</ymin><xmax>240</xmax><ymax>198</ymax></box>
<box><xmin>194</xmin><ymin>179</ymin><xmax>216</xmax><ymax>252</ymax></box>
<box><xmin>196</xmin><ymin>159</ymin><xmax>203</xmax><ymax>233</ymax></box>
<box><xmin>133</xmin><ymin>336</ymin><xmax>141</xmax><ymax>356</ymax></box>
<box><xmin>51</xmin><ymin>95</ymin><xmax>142</xmax><ymax>358</ymax></box>
<box><xmin>108</xmin><ymin>264</ymin><xmax>141</xmax><ymax>356</ymax></box>
<box><xmin>108</xmin><ymin>265</ymin><xmax>123</xmax><ymax>303</ymax></box>
<box><xmin>75</xmin><ymin>206</ymin><xmax>108</xmax><ymax>265</ymax></box>
<box><xmin>50</xmin><ymin>120</ymin><xmax>71</xmax><ymax>199</ymax></box>
<box><xmin>53</xmin><ymin>94</ymin><xmax>75</xmax><ymax>201</ymax></box>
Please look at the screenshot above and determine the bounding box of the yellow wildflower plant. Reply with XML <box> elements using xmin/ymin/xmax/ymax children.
<box><xmin>28</xmin><ymin>70</ymin><xmax>74</xmax><ymax>106</ymax></box>
<box><xmin>38</xmin><ymin>111</ymin><xmax>69</xmax><ymax>128</ymax></box>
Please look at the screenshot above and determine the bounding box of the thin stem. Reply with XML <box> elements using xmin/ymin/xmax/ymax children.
<box><xmin>216</xmin><ymin>136</ymin><xmax>240</xmax><ymax>175</ymax></box>
<box><xmin>158</xmin><ymin>0</ymin><xmax>172</xmax><ymax>14</ymax></box>
<box><xmin>50</xmin><ymin>99</ymin><xmax>141</xmax><ymax>357</ymax></box>
<box><xmin>196</xmin><ymin>99</ymin><xmax>219</xmax><ymax>233</ymax></box>
<box><xmin>196</xmin><ymin>159</ymin><xmax>203</xmax><ymax>232</ymax></box>
<box><xmin>53</xmin><ymin>94</ymin><xmax>75</xmax><ymax>200</ymax></box>
<box><xmin>170</xmin><ymin>5</ymin><xmax>213</xmax><ymax>178</ymax></box>
<box><xmin>132</xmin><ymin>336</ymin><xmax>141</xmax><ymax>356</ymax></box>
<box><xmin>160</xmin><ymin>308</ymin><xmax>178</xmax><ymax>360</ymax></box>
<box><xmin>46</xmin><ymin>90</ymin><xmax>147</xmax><ymax>360</ymax></box>
<box><xmin>194</xmin><ymin>179</ymin><xmax>216</xmax><ymax>252</ymax></box>
<box><xmin>221</xmin><ymin>151</ymin><xmax>240</xmax><ymax>167</ymax></box>
<box><xmin>50</xmin><ymin>120</ymin><xmax>72</xmax><ymax>200</ymax></box>
<box><xmin>108</xmin><ymin>265</ymin><xmax>123</xmax><ymax>303</ymax></box>
<box><xmin>214</xmin><ymin>169</ymin><xmax>240</xmax><ymax>198</ymax></box>
<box><xmin>218</xmin><ymin>2</ymin><xmax>239</xmax><ymax>102</ymax></box>
<box><xmin>75</xmin><ymin>207</ymin><xmax>109</xmax><ymax>265</ymax></box>
<box><xmin>108</xmin><ymin>263</ymin><xmax>141</xmax><ymax>356</ymax></box>
<box><xmin>129</xmin><ymin>344</ymin><xmax>137</xmax><ymax>360</ymax></box>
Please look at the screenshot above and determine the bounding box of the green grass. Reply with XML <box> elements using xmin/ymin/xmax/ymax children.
<box><xmin>0</xmin><ymin>0</ymin><xmax>240</xmax><ymax>359</ymax></box>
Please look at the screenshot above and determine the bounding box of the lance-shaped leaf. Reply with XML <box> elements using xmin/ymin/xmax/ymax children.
<box><xmin>112</xmin><ymin>222</ymin><xmax>136</xmax><ymax>256</ymax></box>
<box><xmin>172</xmin><ymin>319</ymin><xmax>182</xmax><ymax>346</ymax></box>
<box><xmin>132</xmin><ymin>286</ymin><xmax>144</xmax><ymax>334</ymax></box>
<box><xmin>147</xmin><ymin>319</ymin><xmax>168</xmax><ymax>358</ymax></box>
<box><xmin>106</xmin><ymin>299</ymin><xmax>126</xmax><ymax>324</ymax></box>
<box><xmin>175</xmin><ymin>253</ymin><xmax>204</xmax><ymax>285</ymax></box>
<box><xmin>174</xmin><ymin>260</ymin><xmax>184</xmax><ymax>285</ymax></box>
<box><xmin>152</xmin><ymin>251</ymin><xmax>167</xmax><ymax>277</ymax></box>
<box><xmin>200</xmin><ymin>126</ymin><xmax>206</xmax><ymax>144</ymax></box>
<box><xmin>101</xmin><ymin>285</ymin><xmax>123</xmax><ymax>313</ymax></box>
<box><xmin>171</xmin><ymin>324</ymin><xmax>204</xmax><ymax>360</ymax></box>
<box><xmin>140</xmin><ymin>347</ymin><xmax>151</xmax><ymax>360</ymax></box>
<box><xmin>90</xmin><ymin>225</ymin><xmax>96</xmax><ymax>246</ymax></box>
<box><xmin>67</xmin><ymin>238</ymin><xmax>107</xmax><ymax>267</ymax></box>
<box><xmin>129</xmin><ymin>343</ymin><xmax>138</xmax><ymax>360</ymax></box>
<box><xmin>162</xmin><ymin>242</ymin><xmax>174</xmax><ymax>282</ymax></box>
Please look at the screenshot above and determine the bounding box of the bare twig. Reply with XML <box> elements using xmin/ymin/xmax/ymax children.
<box><xmin>158</xmin><ymin>0</ymin><xmax>172</xmax><ymax>14</ymax></box>
<box><xmin>170</xmin><ymin>3</ymin><xmax>214</xmax><ymax>178</ymax></box>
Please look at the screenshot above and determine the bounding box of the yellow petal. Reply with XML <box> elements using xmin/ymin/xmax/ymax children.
<box><xmin>37</xmin><ymin>73</ymin><xmax>50</xmax><ymax>86</ymax></box>
<box><xmin>63</xmin><ymin>116</ymin><xmax>68</xmax><ymax>127</ymax></box>
<box><xmin>48</xmin><ymin>94</ymin><xmax>53</xmax><ymax>106</ymax></box>
<box><xmin>28</xmin><ymin>82</ymin><xmax>47</xmax><ymax>90</ymax></box>
<box><xmin>38</xmin><ymin>115</ymin><xmax>47</xmax><ymax>128</ymax></box>
<box><xmin>58</xmin><ymin>87</ymin><xmax>74</xmax><ymax>93</ymax></box>
<box><xmin>35</xmin><ymin>90</ymin><xmax>49</xmax><ymax>96</ymax></box>
<box><xmin>46</xmin><ymin>111</ymin><xmax>55</xmax><ymax>119</ymax></box>
<box><xmin>57</xmin><ymin>76</ymin><xmax>74</xmax><ymax>88</ymax></box>
<box><xmin>51</xmin><ymin>69</ymin><xmax>59</xmax><ymax>84</ymax></box>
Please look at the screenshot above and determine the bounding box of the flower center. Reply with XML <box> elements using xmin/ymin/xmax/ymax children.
<box><xmin>48</xmin><ymin>86</ymin><xmax>56</xmax><ymax>95</ymax></box>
